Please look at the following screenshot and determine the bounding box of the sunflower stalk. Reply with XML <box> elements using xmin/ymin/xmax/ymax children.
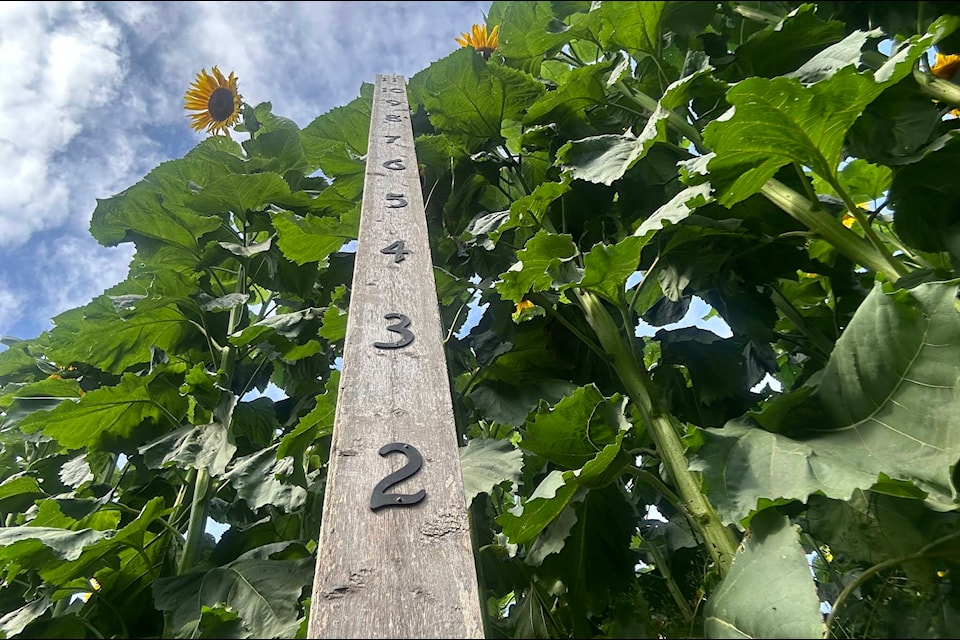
<box><xmin>826</xmin><ymin>175</ymin><xmax>911</xmax><ymax>279</ymax></box>
<box><xmin>176</xmin><ymin>467</ymin><xmax>212</xmax><ymax>576</ymax></box>
<box><xmin>176</xmin><ymin>242</ymin><xmax>245</xmax><ymax>578</ymax></box>
<box><xmin>612</xmin><ymin>81</ymin><xmax>707</xmax><ymax>153</ymax></box>
<box><xmin>760</xmin><ymin>178</ymin><xmax>906</xmax><ymax>281</ymax></box>
<box><xmin>573</xmin><ymin>288</ymin><xmax>739</xmax><ymax>575</ymax></box>
<box><xmin>913</xmin><ymin>65</ymin><xmax>960</xmax><ymax>107</ymax></box>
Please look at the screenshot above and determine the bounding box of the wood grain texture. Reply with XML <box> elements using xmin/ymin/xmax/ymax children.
<box><xmin>307</xmin><ymin>74</ymin><xmax>484</xmax><ymax>639</ymax></box>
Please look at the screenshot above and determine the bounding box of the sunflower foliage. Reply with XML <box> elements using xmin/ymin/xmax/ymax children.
<box><xmin>2</xmin><ymin>1</ymin><xmax>960</xmax><ymax>638</ymax></box>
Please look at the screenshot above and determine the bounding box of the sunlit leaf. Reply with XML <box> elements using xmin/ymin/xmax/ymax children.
<box><xmin>90</xmin><ymin>137</ymin><xmax>241</xmax><ymax>250</ymax></box>
<box><xmin>704</xmin><ymin>18</ymin><xmax>958</xmax><ymax>205</ymax></box>
<box><xmin>496</xmin><ymin>230</ymin><xmax>581</xmax><ymax>303</ymax></box>
<box><xmin>520</xmin><ymin>385</ymin><xmax>625</xmax><ymax>469</ymax></box>
<box><xmin>46</xmin><ymin>295</ymin><xmax>201</xmax><ymax>375</ymax></box>
<box><xmin>409</xmin><ymin>47</ymin><xmax>545</xmax><ymax>146</ymax></box>
<box><xmin>497</xmin><ymin>471</ymin><xmax>584</xmax><ymax>545</ymax></box>
<box><xmin>273</xmin><ymin>210</ymin><xmax>358</xmax><ymax>266</ymax></box>
<box><xmin>19</xmin><ymin>369</ymin><xmax>188</xmax><ymax>451</ymax></box>
<box><xmin>300</xmin><ymin>85</ymin><xmax>371</xmax><ymax>178</ymax></box>
<box><xmin>578</xmin><ymin>236</ymin><xmax>648</xmax><ymax>303</ymax></box>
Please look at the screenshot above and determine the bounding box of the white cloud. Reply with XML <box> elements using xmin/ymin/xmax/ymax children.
<box><xmin>0</xmin><ymin>284</ymin><xmax>26</xmax><ymax>339</ymax></box>
<box><xmin>0</xmin><ymin>0</ymin><xmax>491</xmax><ymax>343</ymax></box>
<box><xmin>0</xmin><ymin>2</ymin><xmax>125</xmax><ymax>247</ymax></box>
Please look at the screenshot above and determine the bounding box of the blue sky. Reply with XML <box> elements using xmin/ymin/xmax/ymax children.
<box><xmin>0</xmin><ymin>1</ymin><xmax>492</xmax><ymax>343</ymax></box>
<box><xmin>0</xmin><ymin>0</ymin><xmax>738</xmax><ymax>367</ymax></box>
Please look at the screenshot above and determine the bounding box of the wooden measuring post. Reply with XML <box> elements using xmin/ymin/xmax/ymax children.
<box><xmin>307</xmin><ymin>74</ymin><xmax>485</xmax><ymax>639</ymax></box>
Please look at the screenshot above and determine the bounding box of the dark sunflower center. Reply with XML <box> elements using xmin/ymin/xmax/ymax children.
<box><xmin>208</xmin><ymin>88</ymin><xmax>235</xmax><ymax>122</ymax></box>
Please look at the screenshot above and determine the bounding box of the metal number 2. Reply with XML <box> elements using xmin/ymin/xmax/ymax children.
<box><xmin>370</xmin><ymin>442</ymin><xmax>426</xmax><ymax>510</ymax></box>
<box><xmin>374</xmin><ymin>313</ymin><xmax>414</xmax><ymax>349</ymax></box>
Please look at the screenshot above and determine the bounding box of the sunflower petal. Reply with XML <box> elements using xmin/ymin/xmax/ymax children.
<box><xmin>183</xmin><ymin>66</ymin><xmax>242</xmax><ymax>136</ymax></box>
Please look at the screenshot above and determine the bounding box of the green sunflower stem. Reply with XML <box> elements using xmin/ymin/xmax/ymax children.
<box><xmin>760</xmin><ymin>178</ymin><xmax>906</xmax><ymax>281</ymax></box>
<box><xmin>612</xmin><ymin>81</ymin><xmax>707</xmax><ymax>152</ymax></box>
<box><xmin>177</xmin><ymin>467</ymin><xmax>211</xmax><ymax>575</ymax></box>
<box><xmin>827</xmin><ymin>176</ymin><xmax>911</xmax><ymax>279</ymax></box>
<box><xmin>913</xmin><ymin>65</ymin><xmax>960</xmax><ymax>108</ymax></box>
<box><xmin>573</xmin><ymin>289</ymin><xmax>739</xmax><ymax>576</ymax></box>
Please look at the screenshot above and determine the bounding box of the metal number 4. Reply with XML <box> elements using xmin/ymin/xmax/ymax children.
<box><xmin>381</xmin><ymin>240</ymin><xmax>412</xmax><ymax>263</ymax></box>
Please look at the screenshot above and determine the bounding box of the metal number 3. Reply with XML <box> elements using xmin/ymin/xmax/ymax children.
<box><xmin>370</xmin><ymin>442</ymin><xmax>426</xmax><ymax>510</ymax></box>
<box><xmin>374</xmin><ymin>313</ymin><xmax>414</xmax><ymax>349</ymax></box>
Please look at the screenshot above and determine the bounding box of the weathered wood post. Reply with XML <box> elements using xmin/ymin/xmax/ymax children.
<box><xmin>307</xmin><ymin>74</ymin><xmax>485</xmax><ymax>639</ymax></box>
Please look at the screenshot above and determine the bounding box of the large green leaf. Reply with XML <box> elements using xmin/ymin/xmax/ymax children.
<box><xmin>38</xmin><ymin>497</ymin><xmax>167</xmax><ymax>587</ymax></box>
<box><xmin>242</xmin><ymin>128</ymin><xmax>308</xmax><ymax>176</ymax></box>
<box><xmin>90</xmin><ymin>136</ymin><xmax>241</xmax><ymax>250</ymax></box>
<box><xmin>223</xmin><ymin>445</ymin><xmax>306</xmax><ymax>513</ymax></box>
<box><xmin>229</xmin><ymin>307</ymin><xmax>325</xmax><ymax>347</ymax></box>
<box><xmin>408</xmin><ymin>47</ymin><xmax>545</xmax><ymax>146</ymax></box>
<box><xmin>272</xmin><ymin>210</ymin><xmax>358</xmax><ymax>266</ymax></box>
<box><xmin>18</xmin><ymin>368</ymin><xmax>188</xmax><ymax>451</ymax></box>
<box><xmin>579</xmin><ymin>235</ymin><xmax>648</xmax><ymax>304</ymax></box>
<box><xmin>459</xmin><ymin>437</ymin><xmax>524</xmax><ymax>506</ymax></box>
<box><xmin>704</xmin><ymin>511</ymin><xmax>825</xmax><ymax>639</ymax></box>
<box><xmin>594</xmin><ymin>1</ymin><xmax>666</xmax><ymax>56</ymax></box>
<box><xmin>277</xmin><ymin>370</ymin><xmax>339</xmax><ymax>486</ymax></box>
<box><xmin>520</xmin><ymin>385</ymin><xmax>626</xmax><ymax>469</ymax></box>
<box><xmin>0</xmin><ymin>474</ymin><xmax>44</xmax><ymax>512</ymax></box>
<box><xmin>693</xmin><ymin>281</ymin><xmax>960</xmax><ymax>523</ymax></box>
<box><xmin>726</xmin><ymin>3</ymin><xmax>846</xmax><ymax>80</ymax></box>
<box><xmin>0</xmin><ymin>527</ymin><xmax>108</xmax><ymax>569</ymax></box>
<box><xmin>45</xmin><ymin>295</ymin><xmax>201</xmax><ymax>375</ymax></box>
<box><xmin>469</xmin><ymin>378</ymin><xmax>578</xmax><ymax>427</ymax></box>
<box><xmin>139</xmin><ymin>394</ymin><xmax>237</xmax><ymax>477</ymax></box>
<box><xmin>703</xmin><ymin>16</ymin><xmax>959</xmax><ymax>206</ymax></box>
<box><xmin>498</xmin><ymin>471</ymin><xmax>584</xmax><ymax>545</ymax></box>
<box><xmin>509</xmin><ymin>581</ymin><xmax>563</xmax><ymax>639</ymax></box>
<box><xmin>300</xmin><ymin>85</ymin><xmax>371</xmax><ymax>178</ymax></box>
<box><xmin>485</xmin><ymin>181</ymin><xmax>570</xmax><ymax>248</ymax></box>
<box><xmin>153</xmin><ymin>554</ymin><xmax>312</xmax><ymax>639</ymax></box>
<box><xmin>634</xmin><ymin>183</ymin><xmax>714</xmax><ymax>237</ymax></box>
<box><xmin>524</xmin><ymin>59</ymin><xmax>616</xmax><ymax>127</ymax></box>
<box><xmin>811</xmin><ymin>158</ymin><xmax>892</xmax><ymax>204</ymax></box>
<box><xmin>703</xmin><ymin>68</ymin><xmax>886</xmax><ymax>206</ymax></box>
<box><xmin>188</xmin><ymin>173</ymin><xmax>293</xmax><ymax>218</ymax></box>
<box><xmin>496</xmin><ymin>230</ymin><xmax>581</xmax><ymax>303</ymax></box>
<box><xmin>0</xmin><ymin>597</ymin><xmax>52</xmax><ymax>639</ymax></box>
<box><xmin>490</xmin><ymin>1</ymin><xmax>573</xmax><ymax>73</ymax></box>
<box><xmin>558</xmin><ymin>62</ymin><xmax>716</xmax><ymax>186</ymax></box>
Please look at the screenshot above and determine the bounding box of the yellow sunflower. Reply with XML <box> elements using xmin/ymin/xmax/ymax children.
<box><xmin>456</xmin><ymin>23</ymin><xmax>500</xmax><ymax>60</ymax></box>
<box><xmin>932</xmin><ymin>52</ymin><xmax>960</xmax><ymax>81</ymax></box>
<box><xmin>184</xmin><ymin>66</ymin><xmax>242</xmax><ymax>136</ymax></box>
